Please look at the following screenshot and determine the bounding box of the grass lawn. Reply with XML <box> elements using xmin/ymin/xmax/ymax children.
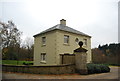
<box><xmin>2</xmin><ymin>60</ymin><xmax>33</xmax><ymax>65</ymax></box>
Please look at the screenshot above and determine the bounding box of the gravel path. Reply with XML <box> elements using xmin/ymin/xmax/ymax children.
<box><xmin>2</xmin><ymin>66</ymin><xmax>119</xmax><ymax>79</ymax></box>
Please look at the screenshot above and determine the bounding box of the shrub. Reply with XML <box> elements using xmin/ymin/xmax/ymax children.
<box><xmin>23</xmin><ymin>62</ymin><xmax>33</xmax><ymax>65</ymax></box>
<box><xmin>87</xmin><ymin>64</ymin><xmax>95</xmax><ymax>74</ymax></box>
<box><xmin>109</xmin><ymin>64</ymin><xmax>120</xmax><ymax>66</ymax></box>
<box><xmin>23</xmin><ymin>62</ymin><xmax>26</xmax><ymax>65</ymax></box>
<box><xmin>87</xmin><ymin>63</ymin><xmax>110</xmax><ymax>74</ymax></box>
<box><xmin>94</xmin><ymin>65</ymin><xmax>101</xmax><ymax>73</ymax></box>
<box><xmin>100</xmin><ymin>65</ymin><xmax>110</xmax><ymax>73</ymax></box>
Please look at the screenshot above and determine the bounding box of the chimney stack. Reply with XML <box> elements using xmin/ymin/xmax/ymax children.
<box><xmin>60</xmin><ymin>19</ymin><xmax>66</xmax><ymax>26</ymax></box>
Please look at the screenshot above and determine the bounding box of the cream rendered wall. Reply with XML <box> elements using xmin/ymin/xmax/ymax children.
<box><xmin>34</xmin><ymin>30</ymin><xmax>92</xmax><ymax>65</ymax></box>
<box><xmin>34</xmin><ymin>31</ymin><xmax>57</xmax><ymax>65</ymax></box>
<box><xmin>56</xmin><ymin>30</ymin><xmax>92</xmax><ymax>64</ymax></box>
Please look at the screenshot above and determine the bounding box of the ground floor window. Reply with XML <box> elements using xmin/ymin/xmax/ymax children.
<box><xmin>41</xmin><ymin>53</ymin><xmax>46</xmax><ymax>61</ymax></box>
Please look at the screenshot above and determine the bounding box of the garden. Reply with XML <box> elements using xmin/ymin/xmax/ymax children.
<box><xmin>2</xmin><ymin>60</ymin><xmax>33</xmax><ymax>65</ymax></box>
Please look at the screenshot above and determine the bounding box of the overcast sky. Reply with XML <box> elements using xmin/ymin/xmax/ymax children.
<box><xmin>0</xmin><ymin>0</ymin><xmax>119</xmax><ymax>48</ymax></box>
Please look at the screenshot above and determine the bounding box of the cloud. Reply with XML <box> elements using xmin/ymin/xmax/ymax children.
<box><xmin>1</xmin><ymin>0</ymin><xmax>118</xmax><ymax>48</ymax></box>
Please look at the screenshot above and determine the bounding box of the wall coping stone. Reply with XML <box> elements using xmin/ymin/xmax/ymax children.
<box><xmin>2</xmin><ymin>64</ymin><xmax>75</xmax><ymax>67</ymax></box>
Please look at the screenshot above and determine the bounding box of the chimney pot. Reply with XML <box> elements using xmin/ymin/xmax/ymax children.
<box><xmin>60</xmin><ymin>19</ymin><xmax>66</xmax><ymax>26</ymax></box>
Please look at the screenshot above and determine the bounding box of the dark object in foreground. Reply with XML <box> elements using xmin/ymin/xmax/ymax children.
<box><xmin>23</xmin><ymin>62</ymin><xmax>33</xmax><ymax>65</ymax></box>
<box><xmin>74</xmin><ymin>41</ymin><xmax>88</xmax><ymax>52</ymax></box>
<box><xmin>87</xmin><ymin>63</ymin><xmax>110</xmax><ymax>74</ymax></box>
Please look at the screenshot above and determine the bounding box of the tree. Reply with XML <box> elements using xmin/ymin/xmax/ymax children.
<box><xmin>92</xmin><ymin>43</ymin><xmax>120</xmax><ymax>64</ymax></box>
<box><xmin>92</xmin><ymin>48</ymin><xmax>106</xmax><ymax>64</ymax></box>
<box><xmin>22</xmin><ymin>37</ymin><xmax>34</xmax><ymax>61</ymax></box>
<box><xmin>0</xmin><ymin>20</ymin><xmax>22</xmax><ymax>48</ymax></box>
<box><xmin>98</xmin><ymin>44</ymin><xmax>101</xmax><ymax>49</ymax></box>
<box><xmin>0</xmin><ymin>20</ymin><xmax>22</xmax><ymax>60</ymax></box>
<box><xmin>24</xmin><ymin>37</ymin><xmax>33</xmax><ymax>49</ymax></box>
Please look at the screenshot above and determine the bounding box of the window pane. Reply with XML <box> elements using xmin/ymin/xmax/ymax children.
<box><xmin>64</xmin><ymin>35</ymin><xmax>69</xmax><ymax>44</ymax></box>
<box><xmin>75</xmin><ymin>38</ymin><xmax>79</xmax><ymax>43</ymax></box>
<box><xmin>42</xmin><ymin>37</ymin><xmax>46</xmax><ymax>45</ymax></box>
<box><xmin>41</xmin><ymin>54</ymin><xmax>43</xmax><ymax>60</ymax></box>
<box><xmin>43</xmin><ymin>54</ymin><xmax>45</xmax><ymax>60</ymax></box>
<box><xmin>84</xmin><ymin>39</ymin><xmax>87</xmax><ymax>46</ymax></box>
<box><xmin>41</xmin><ymin>53</ymin><xmax>46</xmax><ymax>61</ymax></box>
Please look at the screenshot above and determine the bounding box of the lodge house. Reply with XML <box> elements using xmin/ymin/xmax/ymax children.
<box><xmin>33</xmin><ymin>19</ymin><xmax>91</xmax><ymax>65</ymax></box>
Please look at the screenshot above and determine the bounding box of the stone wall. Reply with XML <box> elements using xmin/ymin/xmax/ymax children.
<box><xmin>60</xmin><ymin>54</ymin><xmax>75</xmax><ymax>64</ymax></box>
<box><xmin>2</xmin><ymin>64</ymin><xmax>75</xmax><ymax>74</ymax></box>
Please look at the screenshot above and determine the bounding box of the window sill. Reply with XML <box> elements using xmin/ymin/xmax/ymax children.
<box><xmin>63</xmin><ymin>43</ymin><xmax>70</xmax><ymax>46</ymax></box>
<box><xmin>40</xmin><ymin>61</ymin><xmax>46</xmax><ymax>64</ymax></box>
<box><xmin>41</xmin><ymin>44</ymin><xmax>46</xmax><ymax>47</ymax></box>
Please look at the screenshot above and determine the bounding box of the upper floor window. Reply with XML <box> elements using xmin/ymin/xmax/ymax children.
<box><xmin>64</xmin><ymin>35</ymin><xmax>69</xmax><ymax>44</ymax></box>
<box><xmin>42</xmin><ymin>37</ymin><xmax>46</xmax><ymax>45</ymax></box>
<box><xmin>83</xmin><ymin>39</ymin><xmax>87</xmax><ymax>46</ymax></box>
<box><xmin>75</xmin><ymin>38</ymin><xmax>79</xmax><ymax>43</ymax></box>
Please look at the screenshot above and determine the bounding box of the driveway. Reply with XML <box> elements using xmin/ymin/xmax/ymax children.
<box><xmin>2</xmin><ymin>66</ymin><xmax>120</xmax><ymax>79</ymax></box>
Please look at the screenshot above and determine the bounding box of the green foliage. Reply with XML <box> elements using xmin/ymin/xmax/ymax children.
<box><xmin>23</xmin><ymin>62</ymin><xmax>33</xmax><ymax>65</ymax></box>
<box><xmin>2</xmin><ymin>60</ymin><xmax>33</xmax><ymax>65</ymax></box>
<box><xmin>1</xmin><ymin>20</ymin><xmax>22</xmax><ymax>60</ymax></box>
<box><xmin>1</xmin><ymin>20</ymin><xmax>34</xmax><ymax>61</ymax></box>
<box><xmin>87</xmin><ymin>64</ymin><xmax>110</xmax><ymax>74</ymax></box>
<box><xmin>92</xmin><ymin>43</ymin><xmax>120</xmax><ymax>65</ymax></box>
<box><xmin>98</xmin><ymin>43</ymin><xmax>120</xmax><ymax>56</ymax></box>
<box><xmin>108</xmin><ymin>64</ymin><xmax>120</xmax><ymax>66</ymax></box>
<box><xmin>87</xmin><ymin>63</ymin><xmax>95</xmax><ymax>74</ymax></box>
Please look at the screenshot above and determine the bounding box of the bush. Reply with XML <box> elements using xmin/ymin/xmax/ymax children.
<box><xmin>109</xmin><ymin>64</ymin><xmax>120</xmax><ymax>66</ymax></box>
<box><xmin>87</xmin><ymin>63</ymin><xmax>110</xmax><ymax>74</ymax></box>
<box><xmin>94</xmin><ymin>65</ymin><xmax>101</xmax><ymax>73</ymax></box>
<box><xmin>87</xmin><ymin>64</ymin><xmax>95</xmax><ymax>74</ymax></box>
<box><xmin>23</xmin><ymin>62</ymin><xmax>33</xmax><ymax>65</ymax></box>
<box><xmin>100</xmin><ymin>65</ymin><xmax>110</xmax><ymax>73</ymax></box>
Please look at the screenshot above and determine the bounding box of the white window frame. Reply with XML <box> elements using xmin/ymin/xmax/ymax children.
<box><xmin>83</xmin><ymin>39</ymin><xmax>87</xmax><ymax>46</ymax></box>
<box><xmin>40</xmin><ymin>53</ymin><xmax>46</xmax><ymax>63</ymax></box>
<box><xmin>64</xmin><ymin>35</ymin><xmax>69</xmax><ymax>44</ymax></box>
<box><xmin>42</xmin><ymin>37</ymin><xmax>46</xmax><ymax>45</ymax></box>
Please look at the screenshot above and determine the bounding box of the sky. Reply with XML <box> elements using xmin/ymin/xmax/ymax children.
<box><xmin>0</xmin><ymin>0</ymin><xmax>119</xmax><ymax>48</ymax></box>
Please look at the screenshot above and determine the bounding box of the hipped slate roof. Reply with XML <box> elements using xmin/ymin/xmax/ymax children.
<box><xmin>33</xmin><ymin>24</ymin><xmax>91</xmax><ymax>37</ymax></box>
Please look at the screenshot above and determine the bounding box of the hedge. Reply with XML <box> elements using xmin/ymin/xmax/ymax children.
<box><xmin>87</xmin><ymin>64</ymin><xmax>110</xmax><ymax>74</ymax></box>
<box><xmin>23</xmin><ymin>62</ymin><xmax>33</xmax><ymax>65</ymax></box>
